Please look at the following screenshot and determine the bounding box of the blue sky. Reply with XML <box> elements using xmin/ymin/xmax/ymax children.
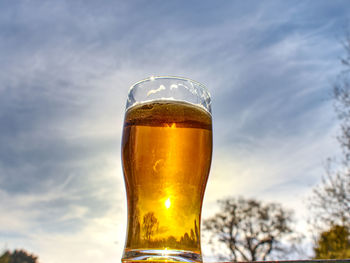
<box><xmin>0</xmin><ymin>1</ymin><xmax>350</xmax><ymax>262</ymax></box>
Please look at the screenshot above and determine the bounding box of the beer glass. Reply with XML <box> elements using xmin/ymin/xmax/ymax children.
<box><xmin>121</xmin><ymin>76</ymin><xmax>212</xmax><ymax>262</ymax></box>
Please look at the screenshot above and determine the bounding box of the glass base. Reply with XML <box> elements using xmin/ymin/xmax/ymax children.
<box><xmin>122</xmin><ymin>249</ymin><xmax>202</xmax><ymax>263</ymax></box>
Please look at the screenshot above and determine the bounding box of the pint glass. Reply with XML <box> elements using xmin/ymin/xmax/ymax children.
<box><xmin>121</xmin><ymin>76</ymin><xmax>212</xmax><ymax>262</ymax></box>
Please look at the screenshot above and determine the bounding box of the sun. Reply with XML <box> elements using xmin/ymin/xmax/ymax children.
<box><xmin>165</xmin><ymin>198</ymin><xmax>171</xmax><ymax>209</ymax></box>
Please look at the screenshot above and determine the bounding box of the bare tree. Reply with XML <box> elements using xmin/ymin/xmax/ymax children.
<box><xmin>310</xmin><ymin>160</ymin><xmax>350</xmax><ymax>228</ymax></box>
<box><xmin>309</xmin><ymin>31</ymin><xmax>350</xmax><ymax>229</ymax></box>
<box><xmin>203</xmin><ymin>197</ymin><xmax>296</xmax><ymax>261</ymax></box>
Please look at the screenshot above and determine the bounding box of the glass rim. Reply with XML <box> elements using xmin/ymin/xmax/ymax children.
<box><xmin>128</xmin><ymin>75</ymin><xmax>211</xmax><ymax>99</ymax></box>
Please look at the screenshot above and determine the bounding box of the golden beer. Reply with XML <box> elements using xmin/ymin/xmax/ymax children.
<box><xmin>122</xmin><ymin>100</ymin><xmax>212</xmax><ymax>261</ymax></box>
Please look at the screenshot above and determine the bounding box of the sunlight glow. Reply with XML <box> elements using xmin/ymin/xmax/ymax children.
<box><xmin>165</xmin><ymin>123</ymin><xmax>176</xmax><ymax>128</ymax></box>
<box><xmin>165</xmin><ymin>198</ymin><xmax>171</xmax><ymax>209</ymax></box>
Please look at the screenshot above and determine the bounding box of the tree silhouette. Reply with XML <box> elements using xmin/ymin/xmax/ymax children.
<box><xmin>203</xmin><ymin>197</ymin><xmax>296</xmax><ymax>261</ymax></box>
<box><xmin>142</xmin><ymin>212</ymin><xmax>159</xmax><ymax>241</ymax></box>
<box><xmin>0</xmin><ymin>251</ymin><xmax>10</xmax><ymax>263</ymax></box>
<box><xmin>0</xmin><ymin>249</ymin><xmax>38</xmax><ymax>263</ymax></box>
<box><xmin>314</xmin><ymin>225</ymin><xmax>350</xmax><ymax>259</ymax></box>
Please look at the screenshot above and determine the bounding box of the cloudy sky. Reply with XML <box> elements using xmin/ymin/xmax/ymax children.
<box><xmin>1</xmin><ymin>0</ymin><xmax>350</xmax><ymax>262</ymax></box>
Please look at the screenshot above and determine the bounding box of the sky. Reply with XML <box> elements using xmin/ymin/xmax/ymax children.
<box><xmin>0</xmin><ymin>0</ymin><xmax>350</xmax><ymax>262</ymax></box>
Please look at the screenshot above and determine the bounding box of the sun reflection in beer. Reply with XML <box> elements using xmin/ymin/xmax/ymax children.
<box><xmin>165</xmin><ymin>198</ymin><xmax>171</xmax><ymax>209</ymax></box>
